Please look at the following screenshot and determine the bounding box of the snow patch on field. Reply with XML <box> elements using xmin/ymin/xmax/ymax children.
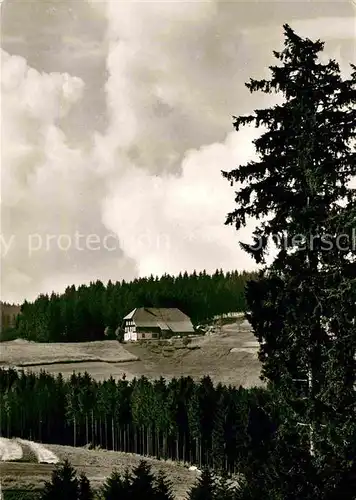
<box><xmin>17</xmin><ymin>439</ymin><xmax>59</xmax><ymax>464</ymax></box>
<box><xmin>0</xmin><ymin>438</ymin><xmax>23</xmax><ymax>461</ymax></box>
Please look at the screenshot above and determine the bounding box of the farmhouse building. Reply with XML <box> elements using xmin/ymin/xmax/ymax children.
<box><xmin>123</xmin><ymin>307</ymin><xmax>194</xmax><ymax>341</ymax></box>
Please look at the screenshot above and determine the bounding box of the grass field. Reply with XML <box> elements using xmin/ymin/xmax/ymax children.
<box><xmin>0</xmin><ymin>320</ymin><xmax>263</xmax><ymax>388</ymax></box>
<box><xmin>0</xmin><ymin>339</ymin><xmax>138</xmax><ymax>366</ymax></box>
<box><xmin>0</xmin><ymin>443</ymin><xmax>199</xmax><ymax>499</ymax></box>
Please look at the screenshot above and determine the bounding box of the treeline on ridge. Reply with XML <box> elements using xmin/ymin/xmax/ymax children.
<box><xmin>9</xmin><ymin>270</ymin><xmax>256</xmax><ymax>342</ymax></box>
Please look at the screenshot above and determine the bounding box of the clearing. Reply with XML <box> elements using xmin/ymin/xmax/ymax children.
<box><xmin>0</xmin><ymin>443</ymin><xmax>199</xmax><ymax>499</ymax></box>
<box><xmin>0</xmin><ymin>339</ymin><xmax>138</xmax><ymax>366</ymax></box>
<box><xmin>17</xmin><ymin>439</ymin><xmax>59</xmax><ymax>464</ymax></box>
<box><xmin>0</xmin><ymin>438</ymin><xmax>23</xmax><ymax>462</ymax></box>
<box><xmin>0</xmin><ymin>438</ymin><xmax>58</xmax><ymax>465</ymax></box>
<box><xmin>0</xmin><ymin>319</ymin><xmax>263</xmax><ymax>388</ymax></box>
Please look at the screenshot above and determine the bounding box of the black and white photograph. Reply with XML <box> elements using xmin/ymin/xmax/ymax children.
<box><xmin>0</xmin><ymin>0</ymin><xmax>355</xmax><ymax>498</ymax></box>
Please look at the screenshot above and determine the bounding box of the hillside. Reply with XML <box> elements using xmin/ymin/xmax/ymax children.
<box><xmin>0</xmin><ymin>439</ymin><xmax>199</xmax><ymax>499</ymax></box>
<box><xmin>120</xmin><ymin>320</ymin><xmax>262</xmax><ymax>387</ymax></box>
<box><xmin>0</xmin><ymin>339</ymin><xmax>138</xmax><ymax>366</ymax></box>
<box><xmin>14</xmin><ymin>271</ymin><xmax>255</xmax><ymax>343</ymax></box>
<box><xmin>0</xmin><ymin>319</ymin><xmax>263</xmax><ymax>388</ymax></box>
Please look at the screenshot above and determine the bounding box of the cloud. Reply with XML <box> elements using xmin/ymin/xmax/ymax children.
<box><xmin>0</xmin><ymin>49</ymin><xmax>136</xmax><ymax>302</ymax></box>
<box><xmin>1</xmin><ymin>49</ymin><xmax>84</xmax><ymax>210</ymax></box>
<box><xmin>1</xmin><ymin>1</ymin><xmax>355</xmax><ymax>302</ymax></box>
<box><xmin>95</xmin><ymin>1</ymin><xmax>354</xmax><ymax>283</ymax></box>
<box><xmin>93</xmin><ymin>0</ymin><xmax>273</xmax><ymax>175</ymax></box>
<box><xmin>102</xmin><ymin>124</ymin><xmax>263</xmax><ymax>279</ymax></box>
<box><xmin>60</xmin><ymin>35</ymin><xmax>107</xmax><ymax>60</ymax></box>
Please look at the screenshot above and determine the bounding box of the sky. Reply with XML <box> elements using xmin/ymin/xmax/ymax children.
<box><xmin>1</xmin><ymin>0</ymin><xmax>355</xmax><ymax>303</ymax></box>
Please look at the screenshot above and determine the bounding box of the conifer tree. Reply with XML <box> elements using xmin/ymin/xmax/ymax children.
<box><xmin>130</xmin><ymin>460</ymin><xmax>157</xmax><ymax>500</ymax></box>
<box><xmin>215</xmin><ymin>472</ymin><xmax>237</xmax><ymax>500</ymax></box>
<box><xmin>40</xmin><ymin>459</ymin><xmax>79</xmax><ymax>500</ymax></box>
<box><xmin>211</xmin><ymin>396</ymin><xmax>226</xmax><ymax>471</ymax></box>
<box><xmin>223</xmin><ymin>22</ymin><xmax>356</xmax><ymax>497</ymax></box>
<box><xmin>188</xmin><ymin>387</ymin><xmax>201</xmax><ymax>465</ymax></box>
<box><xmin>101</xmin><ymin>469</ymin><xmax>128</xmax><ymax>500</ymax></box>
<box><xmin>154</xmin><ymin>470</ymin><xmax>175</xmax><ymax>500</ymax></box>
<box><xmin>122</xmin><ymin>467</ymin><xmax>133</xmax><ymax>492</ymax></box>
<box><xmin>78</xmin><ymin>472</ymin><xmax>93</xmax><ymax>500</ymax></box>
<box><xmin>187</xmin><ymin>468</ymin><xmax>216</xmax><ymax>500</ymax></box>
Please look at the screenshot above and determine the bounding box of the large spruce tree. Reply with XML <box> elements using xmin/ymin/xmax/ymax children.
<box><xmin>154</xmin><ymin>470</ymin><xmax>175</xmax><ymax>500</ymax></box>
<box><xmin>78</xmin><ymin>472</ymin><xmax>94</xmax><ymax>500</ymax></box>
<box><xmin>187</xmin><ymin>468</ymin><xmax>216</xmax><ymax>500</ymax></box>
<box><xmin>40</xmin><ymin>460</ymin><xmax>79</xmax><ymax>500</ymax></box>
<box><xmin>130</xmin><ymin>460</ymin><xmax>157</xmax><ymax>500</ymax></box>
<box><xmin>223</xmin><ymin>24</ymin><xmax>356</xmax><ymax>497</ymax></box>
<box><xmin>101</xmin><ymin>469</ymin><xmax>129</xmax><ymax>500</ymax></box>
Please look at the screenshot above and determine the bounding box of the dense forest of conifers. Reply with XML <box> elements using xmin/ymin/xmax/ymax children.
<box><xmin>10</xmin><ymin>270</ymin><xmax>257</xmax><ymax>342</ymax></box>
<box><xmin>0</xmin><ymin>368</ymin><xmax>281</xmax><ymax>475</ymax></box>
<box><xmin>0</xmin><ymin>302</ymin><xmax>21</xmax><ymax>332</ymax></box>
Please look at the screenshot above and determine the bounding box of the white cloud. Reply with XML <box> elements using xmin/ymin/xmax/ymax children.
<box><xmin>0</xmin><ymin>49</ymin><xmax>136</xmax><ymax>302</ymax></box>
<box><xmin>102</xmin><ymin>124</ymin><xmax>262</xmax><ymax>279</ymax></box>
<box><xmin>1</xmin><ymin>1</ymin><xmax>355</xmax><ymax>302</ymax></box>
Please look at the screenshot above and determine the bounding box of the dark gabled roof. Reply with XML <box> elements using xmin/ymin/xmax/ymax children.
<box><xmin>123</xmin><ymin>307</ymin><xmax>194</xmax><ymax>333</ymax></box>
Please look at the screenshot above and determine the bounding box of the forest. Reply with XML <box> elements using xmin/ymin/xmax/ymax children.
<box><xmin>8</xmin><ymin>270</ymin><xmax>256</xmax><ymax>343</ymax></box>
<box><xmin>0</xmin><ymin>367</ymin><xmax>279</xmax><ymax>475</ymax></box>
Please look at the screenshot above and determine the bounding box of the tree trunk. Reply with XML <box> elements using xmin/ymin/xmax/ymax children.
<box><xmin>85</xmin><ymin>414</ymin><xmax>89</xmax><ymax>445</ymax></box>
<box><xmin>111</xmin><ymin>417</ymin><xmax>115</xmax><ymax>450</ymax></box>
<box><xmin>134</xmin><ymin>426</ymin><xmax>138</xmax><ymax>454</ymax></box>
<box><xmin>7</xmin><ymin>412</ymin><xmax>10</xmax><ymax>439</ymax></box>
<box><xmin>38</xmin><ymin>411</ymin><xmax>42</xmax><ymax>442</ymax></box>
<box><xmin>156</xmin><ymin>430</ymin><xmax>160</xmax><ymax>459</ymax></box>
<box><xmin>164</xmin><ymin>431</ymin><xmax>168</xmax><ymax>460</ymax></box>
<box><xmin>73</xmin><ymin>415</ymin><xmax>76</xmax><ymax>447</ymax></box>
<box><xmin>47</xmin><ymin>417</ymin><xmax>50</xmax><ymax>444</ymax></box>
<box><xmin>147</xmin><ymin>426</ymin><xmax>150</xmax><ymax>456</ymax></box>
<box><xmin>91</xmin><ymin>410</ymin><xmax>95</xmax><ymax>446</ymax></box>
<box><xmin>199</xmin><ymin>437</ymin><xmax>202</xmax><ymax>468</ymax></box>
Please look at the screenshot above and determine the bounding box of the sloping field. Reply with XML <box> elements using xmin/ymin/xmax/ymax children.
<box><xmin>0</xmin><ymin>438</ymin><xmax>58</xmax><ymax>464</ymax></box>
<box><xmin>0</xmin><ymin>321</ymin><xmax>263</xmax><ymax>388</ymax></box>
<box><xmin>0</xmin><ymin>339</ymin><xmax>138</xmax><ymax>366</ymax></box>
<box><xmin>0</xmin><ymin>443</ymin><xmax>198</xmax><ymax>499</ymax></box>
<box><xmin>121</xmin><ymin>323</ymin><xmax>263</xmax><ymax>387</ymax></box>
<box><xmin>26</xmin><ymin>360</ymin><xmax>131</xmax><ymax>381</ymax></box>
<box><xmin>17</xmin><ymin>440</ymin><xmax>59</xmax><ymax>464</ymax></box>
<box><xmin>0</xmin><ymin>438</ymin><xmax>23</xmax><ymax>462</ymax></box>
